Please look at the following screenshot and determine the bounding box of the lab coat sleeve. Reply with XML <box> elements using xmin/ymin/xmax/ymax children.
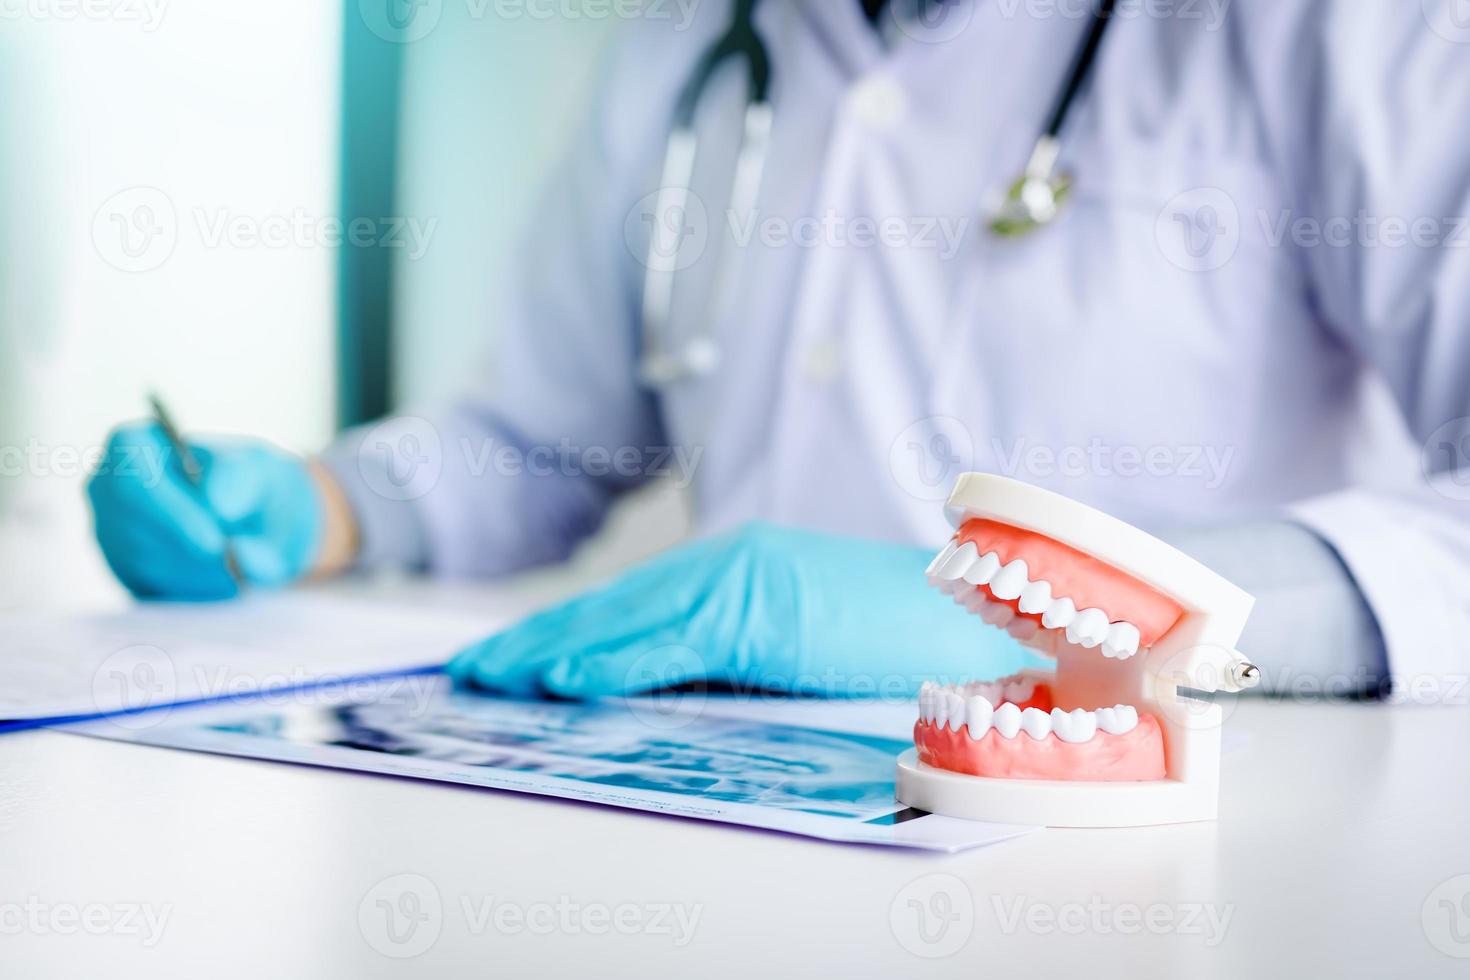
<box><xmin>319</xmin><ymin>22</ymin><xmax>706</xmax><ymax>577</ymax></box>
<box><xmin>1158</xmin><ymin>522</ymin><xmax>1387</xmax><ymax>698</ymax></box>
<box><xmin>1251</xmin><ymin>2</ymin><xmax>1470</xmax><ymax>701</ymax></box>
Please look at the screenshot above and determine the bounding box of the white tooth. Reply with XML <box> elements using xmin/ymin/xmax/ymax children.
<box><xmin>926</xmin><ymin>539</ymin><xmax>959</xmax><ymax>577</ymax></box>
<box><xmin>936</xmin><ymin>542</ymin><xmax>978</xmax><ymax>581</ymax></box>
<box><xmin>992</xmin><ymin>702</ymin><xmax>1022</xmax><ymax>739</ymax></box>
<box><xmin>937</xmin><ymin>576</ymin><xmax>968</xmax><ymax>597</ymax></box>
<box><xmin>964</xmin><ymin>696</ymin><xmax>993</xmax><ymax>739</ymax></box>
<box><xmin>1042</xmin><ymin>596</ymin><xmax>1077</xmax><ymax>630</ymax></box>
<box><xmin>977</xmin><ymin>599</ymin><xmax>1015</xmax><ymax>628</ymax></box>
<box><xmin>1096</xmin><ymin>704</ymin><xmax>1139</xmax><ymax>735</ymax></box>
<box><xmin>963</xmin><ymin>551</ymin><xmax>1002</xmax><ymax>586</ymax></box>
<box><xmin>946</xmin><ymin>692</ymin><xmax>966</xmax><ymax>732</ymax></box>
<box><xmin>1022</xmin><ymin>629</ymin><xmax>1057</xmax><ymax>657</ymax></box>
<box><xmin>1020</xmin><ymin>707</ymin><xmax>1052</xmax><ymax>740</ymax></box>
<box><xmin>964</xmin><ymin>680</ymin><xmax>1001</xmax><ymax>703</ymax></box>
<box><xmin>919</xmin><ymin>683</ymin><xmax>934</xmax><ymax>723</ymax></box>
<box><xmin>1018</xmin><ymin>579</ymin><xmax>1053</xmax><ymax>614</ymax></box>
<box><xmin>988</xmin><ymin>559</ymin><xmax>1029</xmax><ymax>600</ymax></box>
<box><xmin>961</xmin><ymin>589</ymin><xmax>990</xmax><ymax>614</ymax></box>
<box><xmin>1007</xmin><ymin>617</ymin><xmax>1040</xmax><ymax>641</ymax></box>
<box><xmin>933</xmin><ymin>690</ymin><xmax>949</xmax><ymax>728</ymax></box>
<box><xmin>1049</xmin><ymin>707</ymin><xmax>1073</xmax><ymax>741</ymax></box>
<box><xmin>1002</xmin><ymin>677</ymin><xmax>1036</xmax><ymax>704</ymax></box>
<box><xmin>1067</xmin><ymin>608</ymin><xmax>1110</xmax><ymax>648</ymax></box>
<box><xmin>1103</xmin><ymin>622</ymin><xmax>1141</xmax><ymax>660</ymax></box>
<box><xmin>1052</xmin><ymin>707</ymin><xmax>1098</xmax><ymax>744</ymax></box>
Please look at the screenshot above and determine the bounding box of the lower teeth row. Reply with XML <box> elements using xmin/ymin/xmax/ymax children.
<box><xmin>919</xmin><ymin>684</ymin><xmax>1138</xmax><ymax>742</ymax></box>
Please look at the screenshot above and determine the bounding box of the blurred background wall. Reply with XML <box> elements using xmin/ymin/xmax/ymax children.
<box><xmin>390</xmin><ymin>1</ymin><xmax>612</xmax><ymax>406</ymax></box>
<box><xmin>0</xmin><ymin>4</ymin><xmax>341</xmax><ymax>607</ymax></box>
<box><xmin>386</xmin><ymin>2</ymin><xmax>686</xmax><ymax>583</ymax></box>
<box><xmin>0</xmin><ymin>2</ymin><xmax>676</xmax><ymax>610</ymax></box>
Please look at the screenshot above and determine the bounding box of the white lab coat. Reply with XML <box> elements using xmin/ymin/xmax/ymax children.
<box><xmin>327</xmin><ymin>0</ymin><xmax>1470</xmax><ymax>696</ymax></box>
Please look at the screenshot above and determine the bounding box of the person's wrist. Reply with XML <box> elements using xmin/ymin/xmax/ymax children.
<box><xmin>307</xmin><ymin>460</ymin><xmax>359</xmax><ymax>578</ymax></box>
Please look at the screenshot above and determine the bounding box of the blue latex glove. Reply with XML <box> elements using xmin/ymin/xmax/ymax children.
<box><xmin>447</xmin><ymin>523</ymin><xmax>1038</xmax><ymax>699</ymax></box>
<box><xmin>87</xmin><ymin>422</ymin><xmax>323</xmax><ymax>600</ymax></box>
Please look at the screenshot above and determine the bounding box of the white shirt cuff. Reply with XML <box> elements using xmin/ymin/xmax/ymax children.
<box><xmin>1290</xmin><ymin>489</ymin><xmax>1470</xmax><ymax>705</ymax></box>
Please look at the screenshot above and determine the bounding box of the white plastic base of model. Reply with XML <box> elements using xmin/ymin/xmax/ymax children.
<box><xmin>895</xmin><ymin>751</ymin><xmax>1217</xmax><ymax>828</ymax></box>
<box><xmin>896</xmin><ymin>473</ymin><xmax>1255</xmax><ymax>829</ymax></box>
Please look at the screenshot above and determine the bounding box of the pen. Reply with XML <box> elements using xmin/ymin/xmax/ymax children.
<box><xmin>147</xmin><ymin>392</ymin><xmax>247</xmax><ymax>588</ymax></box>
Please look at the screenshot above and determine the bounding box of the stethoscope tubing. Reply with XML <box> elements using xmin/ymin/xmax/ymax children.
<box><xmin>1040</xmin><ymin>0</ymin><xmax>1117</xmax><ymax>141</ymax></box>
<box><xmin>640</xmin><ymin>0</ymin><xmax>1119</xmax><ymax>385</ymax></box>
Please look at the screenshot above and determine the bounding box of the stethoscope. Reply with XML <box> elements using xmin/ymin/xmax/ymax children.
<box><xmin>639</xmin><ymin>0</ymin><xmax>1117</xmax><ymax>387</ymax></box>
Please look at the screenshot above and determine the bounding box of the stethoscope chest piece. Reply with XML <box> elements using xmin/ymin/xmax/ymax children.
<box><xmin>987</xmin><ymin>1</ymin><xmax>1116</xmax><ymax>238</ymax></box>
<box><xmin>639</xmin><ymin>0</ymin><xmax>1120</xmax><ymax>386</ymax></box>
<box><xmin>989</xmin><ymin>132</ymin><xmax>1073</xmax><ymax>237</ymax></box>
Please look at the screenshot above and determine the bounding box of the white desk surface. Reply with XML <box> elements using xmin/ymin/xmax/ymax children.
<box><xmin>2</xmin><ymin>582</ymin><xmax>1468</xmax><ymax>978</ymax></box>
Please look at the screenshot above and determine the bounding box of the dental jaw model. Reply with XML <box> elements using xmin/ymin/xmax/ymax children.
<box><xmin>895</xmin><ymin>474</ymin><xmax>1259</xmax><ymax>828</ymax></box>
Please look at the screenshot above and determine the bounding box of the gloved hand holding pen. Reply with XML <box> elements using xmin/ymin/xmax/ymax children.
<box><xmin>86</xmin><ymin>421</ymin><xmax>354</xmax><ymax>600</ymax></box>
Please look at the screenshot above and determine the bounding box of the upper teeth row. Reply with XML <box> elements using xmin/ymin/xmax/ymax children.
<box><xmin>926</xmin><ymin>539</ymin><xmax>1142</xmax><ymax>659</ymax></box>
<box><xmin>919</xmin><ymin>682</ymin><xmax>1139</xmax><ymax>742</ymax></box>
<box><xmin>954</xmin><ymin>676</ymin><xmax>1037</xmax><ymax>706</ymax></box>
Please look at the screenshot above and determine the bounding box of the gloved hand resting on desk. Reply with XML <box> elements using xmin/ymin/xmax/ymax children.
<box><xmin>447</xmin><ymin>523</ymin><xmax>1037</xmax><ymax>699</ymax></box>
<box><xmin>87</xmin><ymin>423</ymin><xmax>327</xmax><ymax>600</ymax></box>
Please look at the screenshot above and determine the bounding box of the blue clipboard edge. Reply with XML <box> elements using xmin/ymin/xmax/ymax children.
<box><xmin>1</xmin><ymin>664</ymin><xmax>445</xmax><ymax>735</ymax></box>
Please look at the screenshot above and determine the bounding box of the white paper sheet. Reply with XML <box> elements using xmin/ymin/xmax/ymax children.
<box><xmin>0</xmin><ymin>592</ymin><xmax>501</xmax><ymax>721</ymax></box>
<box><xmin>70</xmin><ymin>679</ymin><xmax>1037</xmax><ymax>852</ymax></box>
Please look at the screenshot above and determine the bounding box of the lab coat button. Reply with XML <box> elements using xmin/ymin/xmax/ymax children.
<box><xmin>849</xmin><ymin>76</ymin><xmax>907</xmax><ymax>129</ymax></box>
<box><xmin>802</xmin><ymin>338</ymin><xmax>842</xmax><ymax>383</ymax></box>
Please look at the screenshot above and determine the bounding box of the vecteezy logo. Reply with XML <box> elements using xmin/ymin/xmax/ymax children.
<box><xmin>91</xmin><ymin>187</ymin><xmax>178</xmax><ymax>273</ymax></box>
<box><xmin>91</xmin><ymin>644</ymin><xmax>178</xmax><ymax>730</ymax></box>
<box><xmin>1423</xmin><ymin>874</ymin><xmax>1470</xmax><ymax>958</ymax></box>
<box><xmin>357</xmin><ymin>415</ymin><xmax>443</xmax><ymax>502</ymax></box>
<box><xmin>889</xmin><ymin>874</ymin><xmax>974</xmax><ymax>958</ymax></box>
<box><xmin>1155</xmin><ymin>187</ymin><xmax>1240</xmax><ymax>273</ymax></box>
<box><xmin>1424</xmin><ymin>0</ymin><xmax>1470</xmax><ymax>44</ymax></box>
<box><xmin>358</xmin><ymin>0</ymin><xmax>442</xmax><ymax>42</ymax></box>
<box><xmin>889</xmin><ymin>416</ymin><xmax>974</xmax><ymax>502</ymax></box>
<box><xmin>624</xmin><ymin>187</ymin><xmax>709</xmax><ymax>273</ymax></box>
<box><xmin>1421</xmin><ymin>416</ymin><xmax>1470</xmax><ymax>502</ymax></box>
<box><xmin>358</xmin><ymin>873</ymin><xmax>443</xmax><ymax>958</ymax></box>
<box><xmin>889</xmin><ymin>0</ymin><xmax>975</xmax><ymax>44</ymax></box>
<box><xmin>622</xmin><ymin>645</ymin><xmax>708</xmax><ymax>731</ymax></box>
